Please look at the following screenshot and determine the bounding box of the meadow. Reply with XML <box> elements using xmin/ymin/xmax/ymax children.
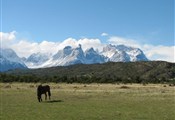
<box><xmin>0</xmin><ymin>83</ymin><xmax>175</xmax><ymax>120</ymax></box>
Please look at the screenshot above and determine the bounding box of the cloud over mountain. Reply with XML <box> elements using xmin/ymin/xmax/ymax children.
<box><xmin>0</xmin><ymin>31</ymin><xmax>16</xmax><ymax>48</ymax></box>
<box><xmin>108</xmin><ymin>36</ymin><xmax>175</xmax><ymax>63</ymax></box>
<box><xmin>1</xmin><ymin>31</ymin><xmax>174</xmax><ymax>62</ymax></box>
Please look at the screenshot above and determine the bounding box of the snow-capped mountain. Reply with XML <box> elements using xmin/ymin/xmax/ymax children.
<box><xmin>0</xmin><ymin>44</ymin><xmax>148</xmax><ymax>70</ymax></box>
<box><xmin>85</xmin><ymin>47</ymin><xmax>106</xmax><ymax>64</ymax></box>
<box><xmin>0</xmin><ymin>48</ymin><xmax>27</xmax><ymax>71</ymax></box>
<box><xmin>102</xmin><ymin>44</ymin><xmax>148</xmax><ymax>62</ymax></box>
<box><xmin>24</xmin><ymin>52</ymin><xmax>51</xmax><ymax>68</ymax></box>
<box><xmin>23</xmin><ymin>44</ymin><xmax>148</xmax><ymax>68</ymax></box>
<box><xmin>44</xmin><ymin>44</ymin><xmax>85</xmax><ymax>67</ymax></box>
<box><xmin>37</xmin><ymin>44</ymin><xmax>106</xmax><ymax>68</ymax></box>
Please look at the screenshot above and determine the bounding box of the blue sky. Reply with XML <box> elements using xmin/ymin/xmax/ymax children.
<box><xmin>1</xmin><ymin>0</ymin><xmax>174</xmax><ymax>45</ymax></box>
<box><xmin>0</xmin><ymin>0</ymin><xmax>174</xmax><ymax>62</ymax></box>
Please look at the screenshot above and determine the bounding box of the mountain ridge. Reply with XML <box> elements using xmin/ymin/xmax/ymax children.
<box><xmin>0</xmin><ymin>44</ymin><xmax>149</xmax><ymax>71</ymax></box>
<box><xmin>24</xmin><ymin>44</ymin><xmax>148</xmax><ymax>68</ymax></box>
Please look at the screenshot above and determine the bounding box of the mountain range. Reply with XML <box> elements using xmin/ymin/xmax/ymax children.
<box><xmin>0</xmin><ymin>44</ymin><xmax>148</xmax><ymax>71</ymax></box>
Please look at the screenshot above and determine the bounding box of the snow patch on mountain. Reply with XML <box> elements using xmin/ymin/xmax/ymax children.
<box><xmin>23</xmin><ymin>44</ymin><xmax>148</xmax><ymax>68</ymax></box>
<box><xmin>85</xmin><ymin>47</ymin><xmax>106</xmax><ymax>64</ymax></box>
<box><xmin>24</xmin><ymin>52</ymin><xmax>51</xmax><ymax>68</ymax></box>
<box><xmin>102</xmin><ymin>44</ymin><xmax>148</xmax><ymax>62</ymax></box>
<box><xmin>0</xmin><ymin>48</ymin><xmax>27</xmax><ymax>71</ymax></box>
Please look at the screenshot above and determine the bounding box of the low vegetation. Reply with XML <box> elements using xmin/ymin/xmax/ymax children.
<box><xmin>0</xmin><ymin>83</ymin><xmax>175</xmax><ymax>120</ymax></box>
<box><xmin>1</xmin><ymin>61</ymin><xmax>175</xmax><ymax>84</ymax></box>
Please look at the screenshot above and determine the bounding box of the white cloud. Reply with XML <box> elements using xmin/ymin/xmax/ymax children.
<box><xmin>10</xmin><ymin>40</ymin><xmax>60</xmax><ymax>57</ymax></box>
<box><xmin>11</xmin><ymin>40</ymin><xmax>39</xmax><ymax>57</ymax></box>
<box><xmin>0</xmin><ymin>31</ymin><xmax>16</xmax><ymax>41</ymax></box>
<box><xmin>39</xmin><ymin>40</ymin><xmax>60</xmax><ymax>54</ymax></box>
<box><xmin>0</xmin><ymin>31</ymin><xmax>16</xmax><ymax>48</ymax></box>
<box><xmin>57</xmin><ymin>38</ymin><xmax>77</xmax><ymax>49</ymax></box>
<box><xmin>5</xmin><ymin>35</ymin><xmax>103</xmax><ymax>57</ymax></box>
<box><xmin>56</xmin><ymin>37</ymin><xmax>104</xmax><ymax>51</ymax></box>
<box><xmin>101</xmin><ymin>33</ymin><xmax>108</xmax><ymax>36</ymax></box>
<box><xmin>77</xmin><ymin>38</ymin><xmax>104</xmax><ymax>51</ymax></box>
<box><xmin>143</xmin><ymin>45</ymin><xmax>175</xmax><ymax>62</ymax></box>
<box><xmin>108</xmin><ymin>36</ymin><xmax>141</xmax><ymax>48</ymax></box>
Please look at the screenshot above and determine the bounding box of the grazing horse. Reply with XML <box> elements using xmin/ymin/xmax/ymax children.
<box><xmin>37</xmin><ymin>85</ymin><xmax>51</xmax><ymax>102</ymax></box>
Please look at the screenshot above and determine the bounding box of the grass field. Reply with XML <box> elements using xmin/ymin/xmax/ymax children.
<box><xmin>0</xmin><ymin>83</ymin><xmax>175</xmax><ymax>120</ymax></box>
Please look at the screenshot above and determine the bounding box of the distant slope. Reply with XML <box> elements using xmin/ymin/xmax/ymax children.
<box><xmin>5</xmin><ymin>61</ymin><xmax>175</xmax><ymax>83</ymax></box>
<box><xmin>0</xmin><ymin>48</ymin><xmax>27</xmax><ymax>71</ymax></box>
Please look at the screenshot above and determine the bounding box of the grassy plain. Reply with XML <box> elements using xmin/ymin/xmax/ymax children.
<box><xmin>0</xmin><ymin>83</ymin><xmax>175</xmax><ymax>120</ymax></box>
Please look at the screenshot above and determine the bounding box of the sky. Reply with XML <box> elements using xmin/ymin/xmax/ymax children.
<box><xmin>0</xmin><ymin>0</ymin><xmax>174</xmax><ymax>62</ymax></box>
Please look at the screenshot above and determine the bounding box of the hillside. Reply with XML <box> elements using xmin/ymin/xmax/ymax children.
<box><xmin>2</xmin><ymin>61</ymin><xmax>175</xmax><ymax>83</ymax></box>
<box><xmin>0</xmin><ymin>48</ymin><xmax>27</xmax><ymax>71</ymax></box>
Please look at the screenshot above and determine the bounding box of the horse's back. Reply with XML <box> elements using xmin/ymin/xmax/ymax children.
<box><xmin>38</xmin><ymin>85</ymin><xmax>50</xmax><ymax>93</ymax></box>
<box><xmin>43</xmin><ymin>85</ymin><xmax>50</xmax><ymax>91</ymax></box>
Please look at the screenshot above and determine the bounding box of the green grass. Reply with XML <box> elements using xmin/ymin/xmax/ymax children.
<box><xmin>0</xmin><ymin>83</ymin><xmax>175</xmax><ymax>120</ymax></box>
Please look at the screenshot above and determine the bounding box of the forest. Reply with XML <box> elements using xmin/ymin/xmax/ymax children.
<box><xmin>1</xmin><ymin>61</ymin><xmax>175</xmax><ymax>84</ymax></box>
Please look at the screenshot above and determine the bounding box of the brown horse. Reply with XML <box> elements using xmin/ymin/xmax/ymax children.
<box><xmin>37</xmin><ymin>85</ymin><xmax>51</xmax><ymax>102</ymax></box>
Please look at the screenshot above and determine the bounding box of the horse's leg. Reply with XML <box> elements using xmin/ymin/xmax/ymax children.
<box><xmin>38</xmin><ymin>96</ymin><xmax>41</xmax><ymax>102</ymax></box>
<box><xmin>48</xmin><ymin>89</ymin><xmax>51</xmax><ymax>100</ymax></box>
<box><xmin>47</xmin><ymin>91</ymin><xmax>50</xmax><ymax>100</ymax></box>
<box><xmin>38</xmin><ymin>94</ymin><xmax>42</xmax><ymax>102</ymax></box>
<box><xmin>48</xmin><ymin>93</ymin><xmax>50</xmax><ymax>100</ymax></box>
<box><xmin>45</xmin><ymin>93</ymin><xmax>47</xmax><ymax>100</ymax></box>
<box><xmin>40</xmin><ymin>95</ymin><xmax>42</xmax><ymax>102</ymax></box>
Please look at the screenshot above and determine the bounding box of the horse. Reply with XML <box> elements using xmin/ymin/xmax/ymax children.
<box><xmin>37</xmin><ymin>85</ymin><xmax>51</xmax><ymax>102</ymax></box>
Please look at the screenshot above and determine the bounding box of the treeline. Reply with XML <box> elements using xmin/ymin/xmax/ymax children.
<box><xmin>0</xmin><ymin>73</ymin><xmax>174</xmax><ymax>84</ymax></box>
<box><xmin>2</xmin><ymin>61</ymin><xmax>175</xmax><ymax>84</ymax></box>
